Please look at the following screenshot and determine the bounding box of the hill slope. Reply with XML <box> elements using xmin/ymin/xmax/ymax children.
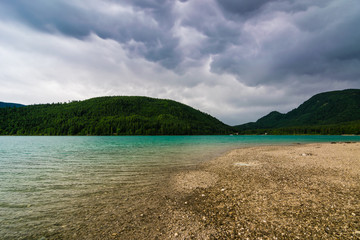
<box><xmin>0</xmin><ymin>96</ymin><xmax>234</xmax><ymax>135</ymax></box>
<box><xmin>0</xmin><ymin>102</ymin><xmax>25</xmax><ymax>108</ymax></box>
<box><xmin>235</xmin><ymin>89</ymin><xmax>360</xmax><ymax>134</ymax></box>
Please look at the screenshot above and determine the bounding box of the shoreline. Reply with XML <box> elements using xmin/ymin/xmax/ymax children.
<box><xmin>8</xmin><ymin>142</ymin><xmax>359</xmax><ymax>239</ymax></box>
<box><xmin>162</xmin><ymin>142</ymin><xmax>360</xmax><ymax>239</ymax></box>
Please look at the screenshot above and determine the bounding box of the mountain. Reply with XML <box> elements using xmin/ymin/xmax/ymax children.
<box><xmin>0</xmin><ymin>102</ymin><xmax>25</xmax><ymax>108</ymax></box>
<box><xmin>235</xmin><ymin>89</ymin><xmax>360</xmax><ymax>135</ymax></box>
<box><xmin>0</xmin><ymin>96</ymin><xmax>234</xmax><ymax>135</ymax></box>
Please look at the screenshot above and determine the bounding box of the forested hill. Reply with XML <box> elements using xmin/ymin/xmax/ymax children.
<box><xmin>234</xmin><ymin>89</ymin><xmax>360</xmax><ymax>135</ymax></box>
<box><xmin>0</xmin><ymin>96</ymin><xmax>234</xmax><ymax>135</ymax></box>
<box><xmin>0</xmin><ymin>102</ymin><xmax>25</xmax><ymax>108</ymax></box>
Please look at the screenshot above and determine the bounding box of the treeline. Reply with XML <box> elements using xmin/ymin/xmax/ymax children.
<box><xmin>234</xmin><ymin>89</ymin><xmax>360</xmax><ymax>135</ymax></box>
<box><xmin>0</xmin><ymin>102</ymin><xmax>25</xmax><ymax>108</ymax></box>
<box><xmin>0</xmin><ymin>96</ymin><xmax>234</xmax><ymax>135</ymax></box>
<box><xmin>238</xmin><ymin>120</ymin><xmax>360</xmax><ymax>135</ymax></box>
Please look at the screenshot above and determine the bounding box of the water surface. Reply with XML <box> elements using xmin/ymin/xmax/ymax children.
<box><xmin>1</xmin><ymin>135</ymin><xmax>359</xmax><ymax>238</ymax></box>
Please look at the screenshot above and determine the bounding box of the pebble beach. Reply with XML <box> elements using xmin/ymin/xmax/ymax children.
<box><xmin>163</xmin><ymin>142</ymin><xmax>360</xmax><ymax>239</ymax></box>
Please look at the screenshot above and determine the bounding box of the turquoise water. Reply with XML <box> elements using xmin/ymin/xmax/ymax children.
<box><xmin>1</xmin><ymin>135</ymin><xmax>359</xmax><ymax>238</ymax></box>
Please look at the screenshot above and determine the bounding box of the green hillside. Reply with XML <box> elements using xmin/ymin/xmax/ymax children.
<box><xmin>0</xmin><ymin>102</ymin><xmax>25</xmax><ymax>108</ymax></box>
<box><xmin>0</xmin><ymin>96</ymin><xmax>234</xmax><ymax>135</ymax></box>
<box><xmin>235</xmin><ymin>89</ymin><xmax>360</xmax><ymax>135</ymax></box>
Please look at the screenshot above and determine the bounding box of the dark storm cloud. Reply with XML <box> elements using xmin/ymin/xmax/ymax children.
<box><xmin>1</xmin><ymin>0</ymin><xmax>360</xmax><ymax>124</ymax></box>
<box><xmin>210</xmin><ymin>0</ymin><xmax>360</xmax><ymax>86</ymax></box>
<box><xmin>0</xmin><ymin>0</ymin><xmax>182</xmax><ymax>69</ymax></box>
<box><xmin>0</xmin><ymin>0</ymin><xmax>91</xmax><ymax>37</ymax></box>
<box><xmin>176</xmin><ymin>1</ymin><xmax>239</xmax><ymax>60</ymax></box>
<box><xmin>3</xmin><ymin>0</ymin><xmax>359</xmax><ymax>85</ymax></box>
<box><xmin>216</xmin><ymin>0</ymin><xmax>271</xmax><ymax>15</ymax></box>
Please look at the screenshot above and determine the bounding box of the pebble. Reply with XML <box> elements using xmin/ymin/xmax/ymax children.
<box><xmin>301</xmin><ymin>153</ymin><xmax>313</xmax><ymax>156</ymax></box>
<box><xmin>184</xmin><ymin>201</ymin><xmax>188</xmax><ymax>205</ymax></box>
<box><xmin>174</xmin><ymin>232</ymin><xmax>179</xmax><ymax>237</ymax></box>
<box><xmin>221</xmin><ymin>188</ymin><xmax>225</xmax><ymax>192</ymax></box>
<box><xmin>112</xmin><ymin>233</ymin><xmax>117</xmax><ymax>236</ymax></box>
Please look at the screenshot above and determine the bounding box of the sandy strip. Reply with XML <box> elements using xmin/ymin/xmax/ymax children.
<box><xmin>164</xmin><ymin>142</ymin><xmax>360</xmax><ymax>239</ymax></box>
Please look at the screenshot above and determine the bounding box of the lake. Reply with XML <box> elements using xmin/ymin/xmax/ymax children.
<box><xmin>1</xmin><ymin>135</ymin><xmax>359</xmax><ymax>239</ymax></box>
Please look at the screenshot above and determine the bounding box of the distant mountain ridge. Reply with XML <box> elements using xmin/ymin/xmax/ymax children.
<box><xmin>235</xmin><ymin>89</ymin><xmax>360</xmax><ymax>134</ymax></box>
<box><xmin>1</xmin><ymin>89</ymin><xmax>359</xmax><ymax>136</ymax></box>
<box><xmin>0</xmin><ymin>102</ymin><xmax>25</xmax><ymax>108</ymax></box>
<box><xmin>0</xmin><ymin>96</ymin><xmax>234</xmax><ymax>135</ymax></box>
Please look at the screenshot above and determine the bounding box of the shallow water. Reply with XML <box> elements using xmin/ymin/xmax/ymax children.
<box><xmin>1</xmin><ymin>135</ymin><xmax>359</xmax><ymax>239</ymax></box>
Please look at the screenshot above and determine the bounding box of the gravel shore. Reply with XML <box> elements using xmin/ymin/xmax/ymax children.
<box><xmin>162</xmin><ymin>142</ymin><xmax>360</xmax><ymax>239</ymax></box>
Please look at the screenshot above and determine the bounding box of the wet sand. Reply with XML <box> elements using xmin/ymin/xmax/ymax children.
<box><xmin>25</xmin><ymin>142</ymin><xmax>360</xmax><ymax>239</ymax></box>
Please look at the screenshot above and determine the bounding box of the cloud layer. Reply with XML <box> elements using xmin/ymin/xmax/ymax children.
<box><xmin>1</xmin><ymin>0</ymin><xmax>359</xmax><ymax>124</ymax></box>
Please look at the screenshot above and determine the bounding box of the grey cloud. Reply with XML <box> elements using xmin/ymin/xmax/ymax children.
<box><xmin>215</xmin><ymin>0</ymin><xmax>328</xmax><ymax>19</ymax></box>
<box><xmin>1</xmin><ymin>0</ymin><xmax>360</xmax><ymax>124</ymax></box>
<box><xmin>178</xmin><ymin>0</ymin><xmax>242</xmax><ymax>56</ymax></box>
<box><xmin>0</xmin><ymin>0</ymin><xmax>183</xmax><ymax>68</ymax></box>
<box><xmin>276</xmin><ymin>3</ymin><xmax>360</xmax><ymax>82</ymax></box>
<box><xmin>210</xmin><ymin>0</ymin><xmax>360</xmax><ymax>86</ymax></box>
<box><xmin>0</xmin><ymin>1</ymin><xmax>92</xmax><ymax>37</ymax></box>
<box><xmin>216</xmin><ymin>0</ymin><xmax>271</xmax><ymax>15</ymax></box>
<box><xmin>2</xmin><ymin>0</ymin><xmax>359</xmax><ymax>86</ymax></box>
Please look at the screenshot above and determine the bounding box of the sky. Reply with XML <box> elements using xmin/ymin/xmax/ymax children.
<box><xmin>1</xmin><ymin>0</ymin><xmax>360</xmax><ymax>125</ymax></box>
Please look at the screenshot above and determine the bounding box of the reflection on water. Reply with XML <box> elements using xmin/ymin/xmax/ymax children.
<box><xmin>0</xmin><ymin>135</ymin><xmax>359</xmax><ymax>238</ymax></box>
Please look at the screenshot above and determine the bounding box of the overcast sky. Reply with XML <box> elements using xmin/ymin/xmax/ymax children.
<box><xmin>1</xmin><ymin>0</ymin><xmax>359</xmax><ymax>125</ymax></box>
